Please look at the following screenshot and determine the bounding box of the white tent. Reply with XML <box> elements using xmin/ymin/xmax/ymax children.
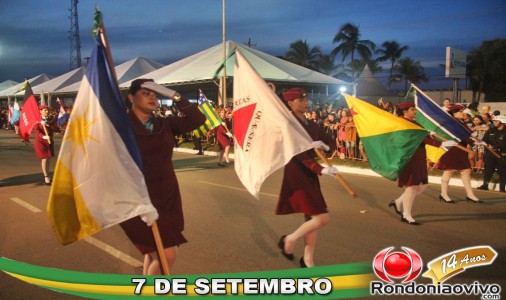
<box><xmin>0</xmin><ymin>80</ymin><xmax>18</xmax><ymax>93</ymax></box>
<box><xmin>54</xmin><ymin>57</ymin><xmax>165</xmax><ymax>94</ymax></box>
<box><xmin>120</xmin><ymin>41</ymin><xmax>352</xmax><ymax>89</ymax></box>
<box><xmin>13</xmin><ymin>67</ymin><xmax>85</xmax><ymax>96</ymax></box>
<box><xmin>0</xmin><ymin>74</ymin><xmax>52</xmax><ymax>98</ymax></box>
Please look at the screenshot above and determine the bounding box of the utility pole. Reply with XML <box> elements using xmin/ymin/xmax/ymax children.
<box><xmin>69</xmin><ymin>0</ymin><xmax>82</xmax><ymax>70</ymax></box>
<box><xmin>243</xmin><ymin>38</ymin><xmax>257</xmax><ymax>48</ymax></box>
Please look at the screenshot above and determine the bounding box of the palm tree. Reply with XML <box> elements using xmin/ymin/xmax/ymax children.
<box><xmin>285</xmin><ymin>39</ymin><xmax>322</xmax><ymax>71</ymax></box>
<box><xmin>393</xmin><ymin>57</ymin><xmax>428</xmax><ymax>92</ymax></box>
<box><xmin>331</xmin><ymin>23</ymin><xmax>376</xmax><ymax>79</ymax></box>
<box><xmin>376</xmin><ymin>40</ymin><xmax>409</xmax><ymax>90</ymax></box>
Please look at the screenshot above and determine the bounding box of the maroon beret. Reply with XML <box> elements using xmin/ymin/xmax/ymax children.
<box><xmin>398</xmin><ymin>102</ymin><xmax>415</xmax><ymax>110</ymax></box>
<box><xmin>282</xmin><ymin>88</ymin><xmax>307</xmax><ymax>102</ymax></box>
<box><xmin>448</xmin><ymin>104</ymin><xmax>464</xmax><ymax>114</ymax></box>
<box><xmin>39</xmin><ymin>105</ymin><xmax>48</xmax><ymax>110</ymax></box>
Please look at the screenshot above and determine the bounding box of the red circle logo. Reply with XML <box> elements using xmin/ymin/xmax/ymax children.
<box><xmin>373</xmin><ymin>247</ymin><xmax>423</xmax><ymax>283</ymax></box>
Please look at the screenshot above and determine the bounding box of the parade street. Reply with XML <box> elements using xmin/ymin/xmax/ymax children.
<box><xmin>1</xmin><ymin>129</ymin><xmax>505</xmax><ymax>299</ymax></box>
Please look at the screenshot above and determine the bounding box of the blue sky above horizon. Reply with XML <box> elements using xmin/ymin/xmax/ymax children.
<box><xmin>0</xmin><ymin>0</ymin><xmax>505</xmax><ymax>89</ymax></box>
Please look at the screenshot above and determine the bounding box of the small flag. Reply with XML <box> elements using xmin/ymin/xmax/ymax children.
<box><xmin>56</xmin><ymin>98</ymin><xmax>69</xmax><ymax>127</ymax></box>
<box><xmin>193</xmin><ymin>91</ymin><xmax>222</xmax><ymax>138</ymax></box>
<box><xmin>9</xmin><ymin>99</ymin><xmax>20</xmax><ymax>125</ymax></box>
<box><xmin>47</xmin><ymin>34</ymin><xmax>157</xmax><ymax>245</ymax></box>
<box><xmin>233</xmin><ymin>50</ymin><xmax>315</xmax><ymax>198</ymax></box>
<box><xmin>344</xmin><ymin>94</ymin><xmax>427</xmax><ymax>180</ymax></box>
<box><xmin>18</xmin><ymin>82</ymin><xmax>41</xmax><ymax>143</ymax></box>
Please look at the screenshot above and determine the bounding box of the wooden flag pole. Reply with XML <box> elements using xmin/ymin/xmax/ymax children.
<box><xmin>314</xmin><ymin>148</ymin><xmax>357</xmax><ymax>198</ymax></box>
<box><xmin>42</xmin><ymin>123</ymin><xmax>51</xmax><ymax>145</ymax></box>
<box><xmin>151</xmin><ymin>222</ymin><xmax>171</xmax><ymax>275</ymax></box>
<box><xmin>433</xmin><ymin>133</ymin><xmax>473</xmax><ymax>154</ymax></box>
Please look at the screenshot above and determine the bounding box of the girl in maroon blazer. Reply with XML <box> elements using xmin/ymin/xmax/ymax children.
<box><xmin>34</xmin><ymin>105</ymin><xmax>59</xmax><ymax>185</ymax></box>
<box><xmin>120</xmin><ymin>79</ymin><xmax>205</xmax><ymax>275</ymax></box>
<box><xmin>275</xmin><ymin>88</ymin><xmax>338</xmax><ymax>268</ymax></box>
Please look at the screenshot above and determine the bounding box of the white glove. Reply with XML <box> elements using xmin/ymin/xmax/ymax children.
<box><xmin>141</xmin><ymin>81</ymin><xmax>180</xmax><ymax>100</ymax></box>
<box><xmin>428</xmin><ymin>130</ymin><xmax>436</xmax><ymax>136</ymax></box>
<box><xmin>441</xmin><ymin>140</ymin><xmax>458</xmax><ymax>148</ymax></box>
<box><xmin>140</xmin><ymin>209</ymin><xmax>159</xmax><ymax>227</ymax></box>
<box><xmin>225</xmin><ymin>132</ymin><xmax>233</xmax><ymax>138</ymax></box>
<box><xmin>42</xmin><ymin>135</ymin><xmax>50</xmax><ymax>140</ymax></box>
<box><xmin>40</xmin><ymin>120</ymin><xmax>46</xmax><ymax>126</ymax></box>
<box><xmin>311</xmin><ymin>141</ymin><xmax>330</xmax><ymax>151</ymax></box>
<box><xmin>321</xmin><ymin>166</ymin><xmax>339</xmax><ymax>176</ymax></box>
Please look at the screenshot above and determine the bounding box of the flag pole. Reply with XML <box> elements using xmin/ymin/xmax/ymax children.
<box><xmin>151</xmin><ymin>222</ymin><xmax>171</xmax><ymax>275</ymax></box>
<box><xmin>221</xmin><ymin>0</ymin><xmax>227</xmax><ymax>107</ymax></box>
<box><xmin>314</xmin><ymin>148</ymin><xmax>357</xmax><ymax>198</ymax></box>
<box><xmin>432</xmin><ymin>133</ymin><xmax>473</xmax><ymax>154</ymax></box>
<box><xmin>96</xmin><ymin>13</ymin><xmax>170</xmax><ymax>275</ymax></box>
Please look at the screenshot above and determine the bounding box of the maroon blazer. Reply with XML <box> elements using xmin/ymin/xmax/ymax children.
<box><xmin>397</xmin><ymin>118</ymin><xmax>442</xmax><ymax>188</ymax></box>
<box><xmin>276</xmin><ymin>116</ymin><xmax>329</xmax><ymax>216</ymax></box>
<box><xmin>34</xmin><ymin>117</ymin><xmax>59</xmax><ymax>159</ymax></box>
<box><xmin>120</xmin><ymin>99</ymin><xmax>205</xmax><ymax>254</ymax></box>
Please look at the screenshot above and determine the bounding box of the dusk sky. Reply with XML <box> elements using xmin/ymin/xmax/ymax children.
<box><xmin>1</xmin><ymin>0</ymin><xmax>505</xmax><ymax>89</ymax></box>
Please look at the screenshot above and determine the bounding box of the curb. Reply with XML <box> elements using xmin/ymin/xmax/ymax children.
<box><xmin>173</xmin><ymin>147</ymin><xmax>501</xmax><ymax>192</ymax></box>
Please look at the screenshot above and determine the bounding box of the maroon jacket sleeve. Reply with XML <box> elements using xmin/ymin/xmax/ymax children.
<box><xmin>424</xmin><ymin>136</ymin><xmax>442</xmax><ymax>147</ymax></box>
<box><xmin>291</xmin><ymin>122</ymin><xmax>327</xmax><ymax>175</ymax></box>
<box><xmin>166</xmin><ymin>98</ymin><xmax>206</xmax><ymax>135</ymax></box>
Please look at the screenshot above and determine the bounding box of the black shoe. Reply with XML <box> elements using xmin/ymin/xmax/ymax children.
<box><xmin>300</xmin><ymin>257</ymin><xmax>307</xmax><ymax>268</ymax></box>
<box><xmin>388</xmin><ymin>201</ymin><xmax>402</xmax><ymax>216</ymax></box>
<box><xmin>44</xmin><ymin>176</ymin><xmax>52</xmax><ymax>186</ymax></box>
<box><xmin>277</xmin><ymin>235</ymin><xmax>294</xmax><ymax>261</ymax></box>
<box><xmin>218</xmin><ymin>163</ymin><xmax>226</xmax><ymax>167</ymax></box>
<box><xmin>196</xmin><ymin>151</ymin><xmax>203</xmax><ymax>155</ymax></box>
<box><xmin>401</xmin><ymin>217</ymin><xmax>421</xmax><ymax>225</ymax></box>
<box><xmin>439</xmin><ymin>195</ymin><xmax>455</xmax><ymax>203</ymax></box>
<box><xmin>466</xmin><ymin>197</ymin><xmax>482</xmax><ymax>203</ymax></box>
<box><xmin>477</xmin><ymin>184</ymin><xmax>488</xmax><ymax>191</ymax></box>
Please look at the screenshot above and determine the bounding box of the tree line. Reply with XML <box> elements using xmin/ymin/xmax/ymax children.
<box><xmin>281</xmin><ymin>23</ymin><xmax>506</xmax><ymax>101</ymax></box>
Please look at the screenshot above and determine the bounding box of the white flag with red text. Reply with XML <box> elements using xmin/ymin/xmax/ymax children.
<box><xmin>233</xmin><ymin>50</ymin><xmax>315</xmax><ymax>199</ymax></box>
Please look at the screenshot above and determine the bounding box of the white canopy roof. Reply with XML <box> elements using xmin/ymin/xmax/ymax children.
<box><xmin>0</xmin><ymin>74</ymin><xmax>52</xmax><ymax>98</ymax></box>
<box><xmin>0</xmin><ymin>80</ymin><xmax>18</xmax><ymax>92</ymax></box>
<box><xmin>55</xmin><ymin>57</ymin><xmax>165</xmax><ymax>94</ymax></box>
<box><xmin>120</xmin><ymin>41</ymin><xmax>351</xmax><ymax>88</ymax></box>
<box><xmin>13</xmin><ymin>67</ymin><xmax>85</xmax><ymax>96</ymax></box>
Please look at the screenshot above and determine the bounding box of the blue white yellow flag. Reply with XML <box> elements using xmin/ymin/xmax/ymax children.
<box><xmin>47</xmin><ymin>36</ymin><xmax>157</xmax><ymax>245</ymax></box>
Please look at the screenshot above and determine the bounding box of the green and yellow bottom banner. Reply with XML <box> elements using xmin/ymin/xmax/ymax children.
<box><xmin>0</xmin><ymin>257</ymin><xmax>375</xmax><ymax>299</ymax></box>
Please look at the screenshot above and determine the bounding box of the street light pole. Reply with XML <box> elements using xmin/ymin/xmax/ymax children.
<box><xmin>221</xmin><ymin>0</ymin><xmax>227</xmax><ymax>107</ymax></box>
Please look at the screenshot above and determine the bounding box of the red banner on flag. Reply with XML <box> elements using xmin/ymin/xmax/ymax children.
<box><xmin>18</xmin><ymin>82</ymin><xmax>41</xmax><ymax>143</ymax></box>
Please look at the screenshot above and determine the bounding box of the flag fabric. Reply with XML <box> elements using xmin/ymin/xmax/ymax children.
<box><xmin>18</xmin><ymin>82</ymin><xmax>41</xmax><ymax>143</ymax></box>
<box><xmin>9</xmin><ymin>100</ymin><xmax>20</xmax><ymax>125</ymax></box>
<box><xmin>233</xmin><ymin>50</ymin><xmax>316</xmax><ymax>198</ymax></box>
<box><xmin>414</xmin><ymin>86</ymin><xmax>470</xmax><ymax>142</ymax></box>
<box><xmin>193</xmin><ymin>91</ymin><xmax>222</xmax><ymax>138</ymax></box>
<box><xmin>413</xmin><ymin>85</ymin><xmax>471</xmax><ymax>163</ymax></box>
<box><xmin>56</xmin><ymin>98</ymin><xmax>69</xmax><ymax>126</ymax></box>
<box><xmin>344</xmin><ymin>94</ymin><xmax>428</xmax><ymax>181</ymax></box>
<box><xmin>47</xmin><ymin>35</ymin><xmax>157</xmax><ymax>245</ymax></box>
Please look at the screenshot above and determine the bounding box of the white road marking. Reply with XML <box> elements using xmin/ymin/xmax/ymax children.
<box><xmin>84</xmin><ymin>236</ymin><xmax>143</xmax><ymax>268</ymax></box>
<box><xmin>9</xmin><ymin>197</ymin><xmax>42</xmax><ymax>213</ymax></box>
<box><xmin>198</xmin><ymin>181</ymin><xmax>277</xmax><ymax>197</ymax></box>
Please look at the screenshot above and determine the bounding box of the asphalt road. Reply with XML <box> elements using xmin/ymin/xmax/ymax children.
<box><xmin>0</xmin><ymin>129</ymin><xmax>505</xmax><ymax>299</ymax></box>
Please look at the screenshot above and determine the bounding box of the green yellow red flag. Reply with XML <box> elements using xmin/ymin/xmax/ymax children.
<box><xmin>344</xmin><ymin>94</ymin><xmax>428</xmax><ymax>180</ymax></box>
